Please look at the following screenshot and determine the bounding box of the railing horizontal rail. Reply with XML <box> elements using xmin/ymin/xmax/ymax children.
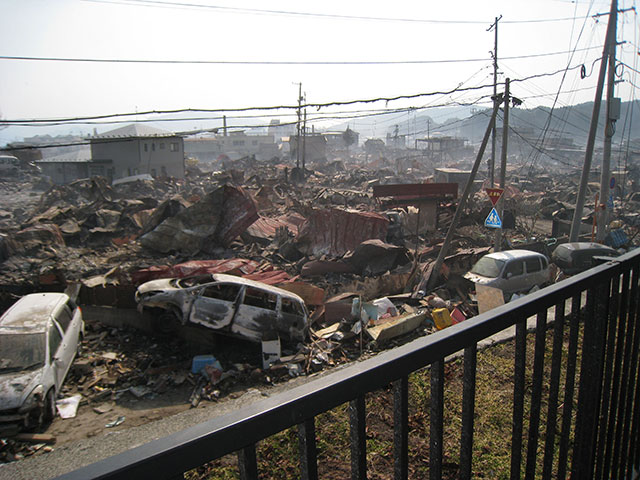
<box><xmin>54</xmin><ymin>251</ymin><xmax>640</xmax><ymax>480</ymax></box>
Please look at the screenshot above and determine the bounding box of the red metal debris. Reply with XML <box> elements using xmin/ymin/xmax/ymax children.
<box><xmin>131</xmin><ymin>259</ymin><xmax>260</xmax><ymax>284</ymax></box>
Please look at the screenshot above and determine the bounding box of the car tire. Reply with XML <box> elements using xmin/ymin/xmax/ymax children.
<box><xmin>43</xmin><ymin>389</ymin><xmax>56</xmax><ymax>425</ymax></box>
<box><xmin>157</xmin><ymin>311</ymin><xmax>180</xmax><ymax>335</ymax></box>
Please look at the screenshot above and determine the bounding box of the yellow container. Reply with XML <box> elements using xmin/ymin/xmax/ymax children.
<box><xmin>432</xmin><ymin>308</ymin><xmax>452</xmax><ymax>330</ymax></box>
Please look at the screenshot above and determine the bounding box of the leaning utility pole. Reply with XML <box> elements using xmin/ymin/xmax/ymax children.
<box><xmin>423</xmin><ymin>98</ymin><xmax>501</xmax><ymax>292</ymax></box>
<box><xmin>494</xmin><ymin>78</ymin><xmax>510</xmax><ymax>251</ymax></box>
<box><xmin>596</xmin><ymin>3</ymin><xmax>619</xmax><ymax>242</ymax></box>
<box><xmin>569</xmin><ymin>0</ymin><xmax>617</xmax><ymax>242</ymax></box>
<box><xmin>487</xmin><ymin>15</ymin><xmax>501</xmax><ymax>187</ymax></box>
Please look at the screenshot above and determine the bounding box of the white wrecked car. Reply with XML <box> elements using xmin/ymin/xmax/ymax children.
<box><xmin>0</xmin><ymin>293</ymin><xmax>84</xmax><ymax>435</ymax></box>
<box><xmin>135</xmin><ymin>274</ymin><xmax>309</xmax><ymax>344</ymax></box>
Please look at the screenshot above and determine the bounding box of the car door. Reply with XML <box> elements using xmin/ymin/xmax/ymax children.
<box><xmin>502</xmin><ymin>259</ymin><xmax>526</xmax><ymax>293</ymax></box>
<box><xmin>188</xmin><ymin>283</ymin><xmax>240</xmax><ymax>329</ymax></box>
<box><xmin>48</xmin><ymin>321</ymin><xmax>65</xmax><ymax>390</ymax></box>
<box><xmin>53</xmin><ymin>305</ymin><xmax>78</xmax><ymax>383</ymax></box>
<box><xmin>230</xmin><ymin>286</ymin><xmax>279</xmax><ymax>342</ymax></box>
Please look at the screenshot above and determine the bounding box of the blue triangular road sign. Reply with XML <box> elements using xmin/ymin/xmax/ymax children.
<box><xmin>485</xmin><ymin>207</ymin><xmax>502</xmax><ymax>229</ymax></box>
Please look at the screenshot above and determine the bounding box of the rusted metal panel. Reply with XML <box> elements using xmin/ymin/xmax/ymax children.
<box><xmin>295</xmin><ymin>208</ymin><xmax>389</xmax><ymax>257</ymax></box>
<box><xmin>215</xmin><ymin>186</ymin><xmax>259</xmax><ymax>246</ymax></box>
<box><xmin>244</xmin><ymin>213</ymin><xmax>305</xmax><ymax>244</ymax></box>
<box><xmin>132</xmin><ymin>259</ymin><xmax>260</xmax><ymax>284</ymax></box>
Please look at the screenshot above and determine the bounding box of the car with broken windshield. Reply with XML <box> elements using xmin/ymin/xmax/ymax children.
<box><xmin>0</xmin><ymin>293</ymin><xmax>84</xmax><ymax>435</ymax></box>
<box><xmin>135</xmin><ymin>273</ymin><xmax>309</xmax><ymax>344</ymax></box>
<box><xmin>464</xmin><ymin>249</ymin><xmax>551</xmax><ymax>296</ymax></box>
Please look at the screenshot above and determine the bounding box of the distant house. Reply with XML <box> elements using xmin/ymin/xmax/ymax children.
<box><xmin>90</xmin><ymin>124</ymin><xmax>184</xmax><ymax>180</ymax></box>
<box><xmin>323</xmin><ymin>130</ymin><xmax>360</xmax><ymax>151</ymax></box>
<box><xmin>289</xmin><ymin>134</ymin><xmax>327</xmax><ymax>164</ymax></box>
<box><xmin>434</xmin><ymin>167</ymin><xmax>473</xmax><ymax>191</ymax></box>
<box><xmin>36</xmin><ymin>147</ymin><xmax>110</xmax><ymax>184</ymax></box>
<box><xmin>417</xmin><ymin>136</ymin><xmax>471</xmax><ymax>161</ymax></box>
<box><xmin>184</xmin><ymin>131</ymin><xmax>278</xmax><ymax>164</ymax></box>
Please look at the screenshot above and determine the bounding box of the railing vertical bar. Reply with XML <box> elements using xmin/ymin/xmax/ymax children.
<box><xmin>298</xmin><ymin>418</ymin><xmax>318</xmax><ymax>480</ymax></box>
<box><xmin>587</xmin><ymin>278</ymin><xmax>613</xmax><ymax>480</ymax></box>
<box><xmin>572</xmin><ymin>283</ymin><xmax>610</xmax><ymax>479</ymax></box>
<box><xmin>595</xmin><ymin>274</ymin><xmax>619</xmax><ymax>480</ymax></box>
<box><xmin>623</xmin><ymin>265</ymin><xmax>640</xmax><ymax>478</ymax></box>
<box><xmin>524</xmin><ymin>311</ymin><xmax>547</xmax><ymax>480</ymax></box>
<box><xmin>459</xmin><ymin>344</ymin><xmax>477</xmax><ymax>480</ymax></box>
<box><xmin>510</xmin><ymin>319</ymin><xmax>526</xmax><ymax>480</ymax></box>
<box><xmin>349</xmin><ymin>395</ymin><xmax>367</xmax><ymax>480</ymax></box>
<box><xmin>603</xmin><ymin>271</ymin><xmax>630</xmax><ymax>479</ymax></box>
<box><xmin>541</xmin><ymin>300</ymin><xmax>566</xmax><ymax>480</ymax></box>
<box><xmin>238</xmin><ymin>444</ymin><xmax>258</xmax><ymax>480</ymax></box>
<box><xmin>614</xmin><ymin>265</ymin><xmax>640</xmax><ymax>478</ymax></box>
<box><xmin>557</xmin><ymin>294</ymin><xmax>581</xmax><ymax>480</ymax></box>
<box><xmin>430</xmin><ymin>360</ymin><xmax>444</xmax><ymax>480</ymax></box>
<box><xmin>571</xmin><ymin>288</ymin><xmax>598</xmax><ymax>478</ymax></box>
<box><xmin>393</xmin><ymin>376</ymin><xmax>409</xmax><ymax>480</ymax></box>
<box><xmin>626</xmin><ymin>355</ymin><xmax>640</xmax><ymax>479</ymax></box>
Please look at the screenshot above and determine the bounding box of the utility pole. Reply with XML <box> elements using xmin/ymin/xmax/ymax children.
<box><xmin>487</xmin><ymin>15</ymin><xmax>502</xmax><ymax>187</ymax></box>
<box><xmin>569</xmin><ymin>0</ymin><xmax>617</xmax><ymax>242</ymax></box>
<box><xmin>423</xmin><ymin>98</ymin><xmax>502</xmax><ymax>292</ymax></box>
<box><xmin>494</xmin><ymin>78</ymin><xmax>510</xmax><ymax>251</ymax></box>
<box><xmin>295</xmin><ymin>83</ymin><xmax>302</xmax><ymax>169</ymax></box>
<box><xmin>302</xmin><ymin>109</ymin><xmax>307</xmax><ymax>175</ymax></box>
<box><xmin>597</xmin><ymin>4</ymin><xmax>619</xmax><ymax>242</ymax></box>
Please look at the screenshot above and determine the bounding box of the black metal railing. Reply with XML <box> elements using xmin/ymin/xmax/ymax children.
<box><xmin>55</xmin><ymin>248</ymin><xmax>640</xmax><ymax>480</ymax></box>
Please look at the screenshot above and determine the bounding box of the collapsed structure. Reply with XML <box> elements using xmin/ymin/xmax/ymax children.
<box><xmin>1</xmin><ymin>121</ymin><xmax>639</xmax><ymax>462</ymax></box>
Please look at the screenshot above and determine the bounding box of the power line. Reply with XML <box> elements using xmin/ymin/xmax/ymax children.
<box><xmin>84</xmin><ymin>0</ymin><xmax>588</xmax><ymax>25</ymax></box>
<box><xmin>0</xmin><ymin>46</ymin><xmax>603</xmax><ymax>66</ymax></box>
<box><xmin>1</xmin><ymin>83</ymin><xmax>500</xmax><ymax>125</ymax></box>
<box><xmin>1</xmin><ymin>65</ymin><xmax>589</xmax><ymax>126</ymax></box>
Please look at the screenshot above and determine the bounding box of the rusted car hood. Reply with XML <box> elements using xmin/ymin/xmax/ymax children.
<box><xmin>0</xmin><ymin>370</ymin><xmax>42</xmax><ymax>410</ymax></box>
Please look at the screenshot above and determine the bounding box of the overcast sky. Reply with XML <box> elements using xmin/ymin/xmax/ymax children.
<box><xmin>0</xmin><ymin>0</ymin><xmax>638</xmax><ymax>142</ymax></box>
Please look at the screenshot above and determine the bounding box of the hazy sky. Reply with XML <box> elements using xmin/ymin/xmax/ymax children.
<box><xmin>0</xmin><ymin>0</ymin><xmax>638</xmax><ymax>142</ymax></box>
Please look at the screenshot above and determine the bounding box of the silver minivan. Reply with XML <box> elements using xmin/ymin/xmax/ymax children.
<box><xmin>464</xmin><ymin>249</ymin><xmax>551</xmax><ymax>295</ymax></box>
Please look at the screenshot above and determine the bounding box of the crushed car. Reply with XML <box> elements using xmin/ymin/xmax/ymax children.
<box><xmin>0</xmin><ymin>293</ymin><xmax>84</xmax><ymax>435</ymax></box>
<box><xmin>464</xmin><ymin>249</ymin><xmax>551</xmax><ymax>296</ymax></box>
<box><xmin>135</xmin><ymin>273</ymin><xmax>310</xmax><ymax>344</ymax></box>
<box><xmin>551</xmin><ymin>242</ymin><xmax>620</xmax><ymax>275</ymax></box>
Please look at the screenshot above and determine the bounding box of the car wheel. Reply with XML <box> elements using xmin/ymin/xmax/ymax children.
<box><xmin>157</xmin><ymin>311</ymin><xmax>180</xmax><ymax>334</ymax></box>
<box><xmin>42</xmin><ymin>389</ymin><xmax>56</xmax><ymax>425</ymax></box>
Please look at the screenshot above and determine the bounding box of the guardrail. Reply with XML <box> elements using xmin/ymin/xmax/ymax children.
<box><xmin>56</xmin><ymin>248</ymin><xmax>640</xmax><ymax>479</ymax></box>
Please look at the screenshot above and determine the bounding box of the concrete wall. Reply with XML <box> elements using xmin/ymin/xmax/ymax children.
<box><xmin>91</xmin><ymin>137</ymin><xmax>184</xmax><ymax>180</ymax></box>
<box><xmin>37</xmin><ymin>162</ymin><xmax>89</xmax><ymax>184</ymax></box>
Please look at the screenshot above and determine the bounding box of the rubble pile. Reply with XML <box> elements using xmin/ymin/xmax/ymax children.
<box><xmin>1</xmin><ymin>152</ymin><xmax>640</xmax><ymax>463</ymax></box>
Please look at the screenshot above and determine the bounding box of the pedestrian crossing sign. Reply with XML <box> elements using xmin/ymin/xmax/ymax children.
<box><xmin>485</xmin><ymin>207</ymin><xmax>502</xmax><ymax>229</ymax></box>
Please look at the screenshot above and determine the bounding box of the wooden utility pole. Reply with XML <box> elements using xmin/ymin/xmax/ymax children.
<box><xmin>423</xmin><ymin>98</ymin><xmax>502</xmax><ymax>292</ymax></box>
<box><xmin>302</xmin><ymin>109</ymin><xmax>307</xmax><ymax>175</ymax></box>
<box><xmin>487</xmin><ymin>15</ymin><xmax>502</xmax><ymax>187</ymax></box>
<box><xmin>570</xmin><ymin>0</ymin><xmax>617</xmax><ymax>242</ymax></box>
<box><xmin>494</xmin><ymin>78</ymin><xmax>510</xmax><ymax>251</ymax></box>
<box><xmin>597</xmin><ymin>3</ymin><xmax>619</xmax><ymax>242</ymax></box>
